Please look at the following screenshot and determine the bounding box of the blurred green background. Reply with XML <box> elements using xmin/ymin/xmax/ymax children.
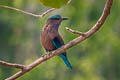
<box><xmin>0</xmin><ymin>0</ymin><xmax>120</xmax><ymax>80</ymax></box>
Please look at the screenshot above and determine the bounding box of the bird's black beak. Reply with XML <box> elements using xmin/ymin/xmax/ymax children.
<box><xmin>62</xmin><ymin>18</ymin><xmax>68</xmax><ymax>20</ymax></box>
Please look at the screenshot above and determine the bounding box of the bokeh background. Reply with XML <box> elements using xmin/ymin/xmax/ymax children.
<box><xmin>0</xmin><ymin>0</ymin><xmax>120</xmax><ymax>80</ymax></box>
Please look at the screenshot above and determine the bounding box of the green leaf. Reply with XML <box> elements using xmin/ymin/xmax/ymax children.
<box><xmin>40</xmin><ymin>0</ymin><xmax>68</xmax><ymax>8</ymax></box>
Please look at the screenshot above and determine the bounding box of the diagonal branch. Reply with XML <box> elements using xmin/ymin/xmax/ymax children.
<box><xmin>0</xmin><ymin>60</ymin><xmax>26</xmax><ymax>70</ymax></box>
<box><xmin>66</xmin><ymin>27</ymin><xmax>85</xmax><ymax>36</ymax></box>
<box><xmin>5</xmin><ymin>0</ymin><xmax>113</xmax><ymax>80</ymax></box>
<box><xmin>0</xmin><ymin>5</ymin><xmax>55</xmax><ymax>18</ymax></box>
<box><xmin>67</xmin><ymin>0</ymin><xmax>72</xmax><ymax>4</ymax></box>
<box><xmin>0</xmin><ymin>0</ymin><xmax>72</xmax><ymax>18</ymax></box>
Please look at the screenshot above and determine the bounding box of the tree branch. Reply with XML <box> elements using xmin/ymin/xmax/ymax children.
<box><xmin>0</xmin><ymin>60</ymin><xmax>26</xmax><ymax>70</ymax></box>
<box><xmin>5</xmin><ymin>0</ymin><xmax>113</xmax><ymax>80</ymax></box>
<box><xmin>66</xmin><ymin>27</ymin><xmax>85</xmax><ymax>36</ymax></box>
<box><xmin>0</xmin><ymin>5</ymin><xmax>55</xmax><ymax>18</ymax></box>
<box><xmin>0</xmin><ymin>0</ymin><xmax>72</xmax><ymax>18</ymax></box>
<box><xmin>67</xmin><ymin>0</ymin><xmax>72</xmax><ymax>4</ymax></box>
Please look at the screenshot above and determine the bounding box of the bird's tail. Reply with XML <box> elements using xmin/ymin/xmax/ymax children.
<box><xmin>59</xmin><ymin>53</ymin><xmax>72</xmax><ymax>69</ymax></box>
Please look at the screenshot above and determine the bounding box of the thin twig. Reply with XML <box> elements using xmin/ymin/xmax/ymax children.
<box><xmin>40</xmin><ymin>8</ymin><xmax>56</xmax><ymax>17</ymax></box>
<box><xmin>0</xmin><ymin>5</ymin><xmax>55</xmax><ymax>18</ymax></box>
<box><xmin>67</xmin><ymin>0</ymin><xmax>72</xmax><ymax>4</ymax></box>
<box><xmin>0</xmin><ymin>0</ymin><xmax>72</xmax><ymax>18</ymax></box>
<box><xmin>0</xmin><ymin>60</ymin><xmax>26</xmax><ymax>70</ymax></box>
<box><xmin>66</xmin><ymin>27</ymin><xmax>85</xmax><ymax>36</ymax></box>
<box><xmin>6</xmin><ymin>0</ymin><xmax>113</xmax><ymax>80</ymax></box>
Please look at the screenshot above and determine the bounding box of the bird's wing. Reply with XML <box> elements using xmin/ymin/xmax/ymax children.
<box><xmin>52</xmin><ymin>36</ymin><xmax>66</xmax><ymax>56</ymax></box>
<box><xmin>52</xmin><ymin>36</ymin><xmax>72</xmax><ymax>69</ymax></box>
<box><xmin>52</xmin><ymin>36</ymin><xmax>63</xmax><ymax>49</ymax></box>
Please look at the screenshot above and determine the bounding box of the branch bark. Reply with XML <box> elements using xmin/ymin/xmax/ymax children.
<box><xmin>66</xmin><ymin>27</ymin><xmax>85</xmax><ymax>36</ymax></box>
<box><xmin>5</xmin><ymin>0</ymin><xmax>113</xmax><ymax>80</ymax></box>
<box><xmin>0</xmin><ymin>0</ymin><xmax>72</xmax><ymax>18</ymax></box>
<box><xmin>0</xmin><ymin>60</ymin><xmax>26</xmax><ymax>70</ymax></box>
<box><xmin>0</xmin><ymin>5</ymin><xmax>55</xmax><ymax>18</ymax></box>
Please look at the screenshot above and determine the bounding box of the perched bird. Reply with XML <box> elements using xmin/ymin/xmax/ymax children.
<box><xmin>40</xmin><ymin>15</ymin><xmax>72</xmax><ymax>69</ymax></box>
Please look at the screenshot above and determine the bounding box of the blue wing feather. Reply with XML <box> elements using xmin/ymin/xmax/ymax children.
<box><xmin>52</xmin><ymin>37</ymin><xmax>62</xmax><ymax>49</ymax></box>
<box><xmin>52</xmin><ymin>37</ymin><xmax>72</xmax><ymax>69</ymax></box>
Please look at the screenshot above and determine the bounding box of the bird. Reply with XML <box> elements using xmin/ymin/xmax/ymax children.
<box><xmin>40</xmin><ymin>14</ymin><xmax>72</xmax><ymax>69</ymax></box>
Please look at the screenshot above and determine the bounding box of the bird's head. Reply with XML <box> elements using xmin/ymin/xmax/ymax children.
<box><xmin>46</xmin><ymin>15</ymin><xmax>68</xmax><ymax>29</ymax></box>
<box><xmin>49</xmin><ymin>15</ymin><xmax>68</xmax><ymax>21</ymax></box>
